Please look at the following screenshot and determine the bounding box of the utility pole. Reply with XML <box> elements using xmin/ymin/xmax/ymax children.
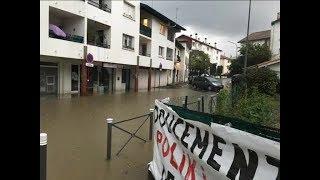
<box><xmin>244</xmin><ymin>0</ymin><xmax>252</xmax><ymax>75</ymax></box>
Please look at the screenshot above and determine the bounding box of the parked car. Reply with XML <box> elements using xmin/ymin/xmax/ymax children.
<box><xmin>192</xmin><ymin>76</ymin><xmax>224</xmax><ymax>91</ymax></box>
<box><xmin>188</xmin><ymin>75</ymin><xmax>197</xmax><ymax>84</ymax></box>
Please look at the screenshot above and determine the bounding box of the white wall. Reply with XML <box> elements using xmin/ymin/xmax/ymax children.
<box><xmin>150</xmin><ymin>16</ymin><xmax>175</xmax><ymax>70</ymax></box>
<box><xmin>191</xmin><ymin>41</ymin><xmax>221</xmax><ymax>65</ymax></box>
<box><xmin>270</xmin><ymin>21</ymin><xmax>280</xmax><ymax>59</ymax></box>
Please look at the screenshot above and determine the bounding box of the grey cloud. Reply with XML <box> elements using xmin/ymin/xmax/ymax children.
<box><xmin>142</xmin><ymin>0</ymin><xmax>280</xmax><ymax>57</ymax></box>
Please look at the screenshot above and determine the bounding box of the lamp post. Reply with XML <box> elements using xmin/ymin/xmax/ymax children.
<box><xmin>244</xmin><ymin>0</ymin><xmax>252</xmax><ymax>75</ymax></box>
<box><xmin>227</xmin><ymin>41</ymin><xmax>239</xmax><ymax>59</ymax></box>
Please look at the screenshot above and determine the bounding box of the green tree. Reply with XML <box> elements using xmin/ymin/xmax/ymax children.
<box><xmin>239</xmin><ymin>43</ymin><xmax>271</xmax><ymax>66</ymax></box>
<box><xmin>217</xmin><ymin>66</ymin><xmax>223</xmax><ymax>77</ymax></box>
<box><xmin>189</xmin><ymin>50</ymin><xmax>211</xmax><ymax>74</ymax></box>
<box><xmin>229</xmin><ymin>56</ymin><xmax>245</xmax><ymax>76</ymax></box>
<box><xmin>210</xmin><ymin>63</ymin><xmax>217</xmax><ymax>76</ymax></box>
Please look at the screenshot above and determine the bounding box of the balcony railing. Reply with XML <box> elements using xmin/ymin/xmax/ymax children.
<box><xmin>87</xmin><ymin>41</ymin><xmax>110</xmax><ymax>49</ymax></box>
<box><xmin>88</xmin><ymin>0</ymin><xmax>111</xmax><ymax>13</ymax></box>
<box><xmin>49</xmin><ymin>30</ymin><xmax>84</xmax><ymax>43</ymax></box>
<box><xmin>122</xmin><ymin>45</ymin><xmax>134</xmax><ymax>51</ymax></box>
<box><xmin>140</xmin><ymin>24</ymin><xmax>151</xmax><ymax>38</ymax></box>
<box><xmin>139</xmin><ymin>52</ymin><xmax>151</xmax><ymax>57</ymax></box>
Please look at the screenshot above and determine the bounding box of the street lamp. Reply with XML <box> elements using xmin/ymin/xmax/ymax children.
<box><xmin>244</xmin><ymin>0</ymin><xmax>252</xmax><ymax>75</ymax></box>
<box><xmin>227</xmin><ymin>41</ymin><xmax>239</xmax><ymax>58</ymax></box>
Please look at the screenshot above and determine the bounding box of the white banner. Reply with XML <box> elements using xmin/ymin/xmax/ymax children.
<box><xmin>149</xmin><ymin>100</ymin><xmax>280</xmax><ymax>180</ymax></box>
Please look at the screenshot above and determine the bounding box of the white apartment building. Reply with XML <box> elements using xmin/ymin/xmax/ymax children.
<box><xmin>220</xmin><ymin>55</ymin><xmax>231</xmax><ymax>75</ymax></box>
<box><xmin>173</xmin><ymin>41</ymin><xmax>190</xmax><ymax>83</ymax></box>
<box><xmin>176</xmin><ymin>34</ymin><xmax>222</xmax><ymax>66</ymax></box>
<box><xmin>40</xmin><ymin>1</ymin><xmax>184</xmax><ymax>95</ymax></box>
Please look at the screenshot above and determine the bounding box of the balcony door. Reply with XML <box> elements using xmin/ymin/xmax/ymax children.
<box><xmin>71</xmin><ymin>65</ymin><xmax>79</xmax><ymax>93</ymax></box>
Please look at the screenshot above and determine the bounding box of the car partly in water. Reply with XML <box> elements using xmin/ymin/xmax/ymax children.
<box><xmin>191</xmin><ymin>76</ymin><xmax>224</xmax><ymax>92</ymax></box>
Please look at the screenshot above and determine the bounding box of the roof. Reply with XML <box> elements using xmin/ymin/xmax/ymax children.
<box><xmin>175</xmin><ymin>41</ymin><xmax>185</xmax><ymax>49</ymax></box>
<box><xmin>238</xmin><ymin>30</ymin><xmax>271</xmax><ymax>43</ymax></box>
<box><xmin>248</xmin><ymin>58</ymin><xmax>280</xmax><ymax>69</ymax></box>
<box><xmin>176</xmin><ymin>35</ymin><xmax>222</xmax><ymax>51</ymax></box>
<box><xmin>140</xmin><ymin>3</ymin><xmax>186</xmax><ymax>31</ymax></box>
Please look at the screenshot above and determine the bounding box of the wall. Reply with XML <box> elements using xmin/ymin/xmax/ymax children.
<box><xmin>268</xmin><ymin>62</ymin><xmax>280</xmax><ymax>78</ymax></box>
<box><xmin>270</xmin><ymin>21</ymin><xmax>280</xmax><ymax>59</ymax></box>
<box><xmin>150</xmin><ymin>16</ymin><xmax>175</xmax><ymax>70</ymax></box>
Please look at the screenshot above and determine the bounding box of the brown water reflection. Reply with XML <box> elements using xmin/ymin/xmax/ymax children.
<box><xmin>40</xmin><ymin>86</ymin><xmax>214</xmax><ymax>180</ymax></box>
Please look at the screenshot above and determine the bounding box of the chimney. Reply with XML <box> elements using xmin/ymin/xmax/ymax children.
<box><xmin>277</xmin><ymin>12</ymin><xmax>280</xmax><ymax>19</ymax></box>
<box><xmin>214</xmin><ymin>42</ymin><xmax>217</xmax><ymax>47</ymax></box>
<box><xmin>195</xmin><ymin>33</ymin><xmax>198</xmax><ymax>39</ymax></box>
<box><xmin>204</xmin><ymin>38</ymin><xmax>207</xmax><ymax>43</ymax></box>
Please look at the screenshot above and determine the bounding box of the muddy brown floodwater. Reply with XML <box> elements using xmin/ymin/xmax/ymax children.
<box><xmin>40</xmin><ymin>85</ymin><xmax>215</xmax><ymax>180</ymax></box>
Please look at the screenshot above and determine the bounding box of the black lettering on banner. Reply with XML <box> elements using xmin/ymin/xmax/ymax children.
<box><xmin>167</xmin><ymin>114</ymin><xmax>175</xmax><ymax>133</ymax></box>
<box><xmin>226</xmin><ymin>143</ymin><xmax>258</xmax><ymax>180</ymax></box>
<box><xmin>180</xmin><ymin>122</ymin><xmax>195</xmax><ymax>149</ymax></box>
<box><xmin>154</xmin><ymin>105</ymin><xmax>159</xmax><ymax>123</ymax></box>
<box><xmin>190</xmin><ymin>127</ymin><xmax>209</xmax><ymax>159</ymax></box>
<box><xmin>159</xmin><ymin>109</ymin><xmax>166</xmax><ymax>127</ymax></box>
<box><xmin>165</xmin><ymin>170</ymin><xmax>175</xmax><ymax>180</ymax></box>
<box><xmin>207</xmin><ymin>134</ymin><xmax>226</xmax><ymax>171</ymax></box>
<box><xmin>266</xmin><ymin>155</ymin><xmax>280</xmax><ymax>180</ymax></box>
<box><xmin>163</xmin><ymin>112</ymin><xmax>170</xmax><ymax>128</ymax></box>
<box><xmin>172</xmin><ymin>118</ymin><xmax>184</xmax><ymax>140</ymax></box>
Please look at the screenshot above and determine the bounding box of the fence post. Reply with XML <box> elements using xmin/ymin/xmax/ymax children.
<box><xmin>149</xmin><ymin>109</ymin><xmax>154</xmax><ymax>141</ymax></box>
<box><xmin>197</xmin><ymin>98</ymin><xmax>201</xmax><ymax>112</ymax></box>
<box><xmin>184</xmin><ymin>96</ymin><xmax>188</xmax><ymax>109</ymax></box>
<box><xmin>201</xmin><ymin>96</ymin><xmax>204</xmax><ymax>112</ymax></box>
<box><xmin>106</xmin><ymin>118</ymin><xmax>113</xmax><ymax>160</ymax></box>
<box><xmin>209</xmin><ymin>95</ymin><xmax>214</xmax><ymax>114</ymax></box>
<box><xmin>40</xmin><ymin>133</ymin><xmax>47</xmax><ymax>180</ymax></box>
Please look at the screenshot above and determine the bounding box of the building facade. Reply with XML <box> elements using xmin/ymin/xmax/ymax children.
<box><xmin>176</xmin><ymin>34</ymin><xmax>222</xmax><ymax>66</ymax></box>
<box><xmin>40</xmin><ymin>1</ymin><xmax>184</xmax><ymax>95</ymax></box>
<box><xmin>270</xmin><ymin>12</ymin><xmax>280</xmax><ymax>60</ymax></box>
<box><xmin>238</xmin><ymin>30</ymin><xmax>271</xmax><ymax>46</ymax></box>
<box><xmin>220</xmin><ymin>55</ymin><xmax>231</xmax><ymax>75</ymax></box>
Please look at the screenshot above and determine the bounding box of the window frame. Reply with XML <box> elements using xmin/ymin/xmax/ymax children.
<box><xmin>122</xmin><ymin>33</ymin><xmax>135</xmax><ymax>50</ymax></box>
<box><xmin>159</xmin><ymin>46</ymin><xmax>164</xmax><ymax>57</ymax></box>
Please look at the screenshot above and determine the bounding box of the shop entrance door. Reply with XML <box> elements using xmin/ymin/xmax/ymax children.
<box><xmin>40</xmin><ymin>62</ymin><xmax>58</xmax><ymax>95</ymax></box>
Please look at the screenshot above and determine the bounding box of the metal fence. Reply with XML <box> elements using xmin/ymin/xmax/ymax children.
<box><xmin>105</xmin><ymin>109</ymin><xmax>154</xmax><ymax>160</ymax></box>
<box><xmin>167</xmin><ymin>94</ymin><xmax>219</xmax><ymax>114</ymax></box>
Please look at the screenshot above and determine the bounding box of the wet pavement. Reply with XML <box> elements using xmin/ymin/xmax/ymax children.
<box><xmin>40</xmin><ymin>85</ymin><xmax>215</xmax><ymax>180</ymax></box>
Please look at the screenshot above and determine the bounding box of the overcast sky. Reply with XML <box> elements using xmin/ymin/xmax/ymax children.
<box><xmin>141</xmin><ymin>0</ymin><xmax>280</xmax><ymax>58</ymax></box>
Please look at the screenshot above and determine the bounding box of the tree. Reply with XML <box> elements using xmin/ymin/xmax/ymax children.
<box><xmin>239</xmin><ymin>43</ymin><xmax>271</xmax><ymax>66</ymax></box>
<box><xmin>217</xmin><ymin>66</ymin><xmax>223</xmax><ymax>77</ymax></box>
<box><xmin>189</xmin><ymin>50</ymin><xmax>211</xmax><ymax>74</ymax></box>
<box><xmin>210</xmin><ymin>63</ymin><xmax>217</xmax><ymax>76</ymax></box>
<box><xmin>228</xmin><ymin>43</ymin><xmax>272</xmax><ymax>77</ymax></box>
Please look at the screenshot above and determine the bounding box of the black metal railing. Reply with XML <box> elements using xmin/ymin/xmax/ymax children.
<box><xmin>49</xmin><ymin>30</ymin><xmax>84</xmax><ymax>43</ymax></box>
<box><xmin>140</xmin><ymin>24</ymin><xmax>152</xmax><ymax>38</ymax></box>
<box><xmin>88</xmin><ymin>0</ymin><xmax>111</xmax><ymax>13</ymax></box>
<box><xmin>122</xmin><ymin>45</ymin><xmax>134</xmax><ymax>51</ymax></box>
<box><xmin>139</xmin><ymin>52</ymin><xmax>151</xmax><ymax>57</ymax></box>
<box><xmin>105</xmin><ymin>109</ymin><xmax>154</xmax><ymax>160</ymax></box>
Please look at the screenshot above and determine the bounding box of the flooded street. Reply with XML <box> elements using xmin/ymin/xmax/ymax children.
<box><xmin>40</xmin><ymin>85</ymin><xmax>214</xmax><ymax>180</ymax></box>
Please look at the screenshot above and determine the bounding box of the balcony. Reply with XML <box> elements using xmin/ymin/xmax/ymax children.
<box><xmin>87</xmin><ymin>19</ymin><xmax>111</xmax><ymax>49</ymax></box>
<box><xmin>140</xmin><ymin>24</ymin><xmax>151</xmax><ymax>38</ymax></box>
<box><xmin>166</xmin><ymin>48</ymin><xmax>173</xmax><ymax>61</ymax></box>
<box><xmin>139</xmin><ymin>36</ymin><xmax>151</xmax><ymax>57</ymax></box>
<box><xmin>49</xmin><ymin>7</ymin><xmax>84</xmax><ymax>44</ymax></box>
<box><xmin>88</xmin><ymin>0</ymin><xmax>111</xmax><ymax>13</ymax></box>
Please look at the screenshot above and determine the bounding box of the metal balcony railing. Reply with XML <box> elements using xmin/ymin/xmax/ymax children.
<box><xmin>88</xmin><ymin>0</ymin><xmax>111</xmax><ymax>13</ymax></box>
<box><xmin>139</xmin><ymin>52</ymin><xmax>151</xmax><ymax>57</ymax></box>
<box><xmin>140</xmin><ymin>24</ymin><xmax>151</xmax><ymax>38</ymax></box>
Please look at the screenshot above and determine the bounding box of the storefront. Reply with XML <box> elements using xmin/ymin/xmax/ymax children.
<box><xmin>86</xmin><ymin>62</ymin><xmax>115</xmax><ymax>94</ymax></box>
<box><xmin>40</xmin><ymin>62</ymin><xmax>58</xmax><ymax>95</ymax></box>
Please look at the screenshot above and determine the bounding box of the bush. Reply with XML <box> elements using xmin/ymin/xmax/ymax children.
<box><xmin>216</xmin><ymin>88</ymin><xmax>280</xmax><ymax>128</ymax></box>
<box><xmin>246</xmin><ymin>67</ymin><xmax>279</xmax><ymax>96</ymax></box>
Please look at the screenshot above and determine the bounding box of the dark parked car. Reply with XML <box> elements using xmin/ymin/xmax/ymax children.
<box><xmin>191</xmin><ymin>76</ymin><xmax>224</xmax><ymax>91</ymax></box>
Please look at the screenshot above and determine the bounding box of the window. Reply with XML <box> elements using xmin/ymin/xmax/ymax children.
<box><xmin>142</xmin><ymin>18</ymin><xmax>148</xmax><ymax>26</ymax></box>
<box><xmin>216</xmin><ymin>50</ymin><xmax>219</xmax><ymax>54</ymax></box>
<box><xmin>122</xmin><ymin>69</ymin><xmax>126</xmax><ymax>83</ymax></box>
<box><xmin>192</xmin><ymin>42</ymin><xmax>195</xmax><ymax>47</ymax></box>
<box><xmin>159</xmin><ymin>46</ymin><xmax>164</xmax><ymax>57</ymax></box>
<box><xmin>122</xmin><ymin>34</ymin><xmax>134</xmax><ymax>50</ymax></box>
<box><xmin>160</xmin><ymin>24</ymin><xmax>166</xmax><ymax>35</ymax></box>
<box><xmin>166</xmin><ymin>48</ymin><xmax>173</xmax><ymax>60</ymax></box>
<box><xmin>207</xmin><ymin>47</ymin><xmax>209</xmax><ymax>51</ymax></box>
<box><xmin>123</xmin><ymin>1</ymin><xmax>135</xmax><ymax>20</ymax></box>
